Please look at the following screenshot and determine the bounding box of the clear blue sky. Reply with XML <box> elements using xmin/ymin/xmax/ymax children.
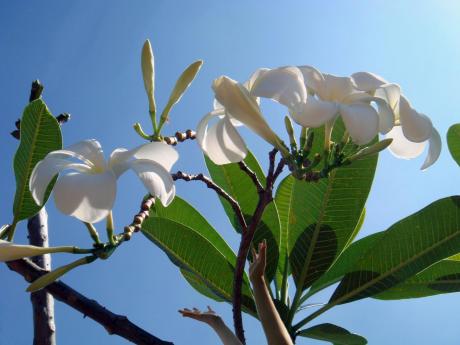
<box><xmin>1</xmin><ymin>1</ymin><xmax>460</xmax><ymax>344</ymax></box>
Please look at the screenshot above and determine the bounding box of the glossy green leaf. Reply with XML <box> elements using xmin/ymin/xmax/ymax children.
<box><xmin>298</xmin><ymin>323</ymin><xmax>367</xmax><ymax>345</ymax></box>
<box><xmin>143</xmin><ymin>201</ymin><xmax>256</xmax><ymax>315</ymax></box>
<box><xmin>306</xmin><ymin>232</ymin><xmax>384</xmax><ymax>299</ymax></box>
<box><xmin>13</xmin><ymin>99</ymin><xmax>62</xmax><ymax>222</ymax></box>
<box><xmin>180</xmin><ymin>269</ymin><xmax>224</xmax><ymax>302</ymax></box>
<box><xmin>375</xmin><ymin>259</ymin><xmax>460</xmax><ymax>300</ymax></box>
<box><xmin>205</xmin><ymin>151</ymin><xmax>280</xmax><ymax>282</ymax></box>
<box><xmin>447</xmin><ymin>124</ymin><xmax>460</xmax><ymax>167</ymax></box>
<box><xmin>330</xmin><ymin>196</ymin><xmax>460</xmax><ymax>305</ymax></box>
<box><xmin>159</xmin><ymin>60</ymin><xmax>203</xmax><ymax>127</ymax></box>
<box><xmin>279</xmin><ymin>119</ymin><xmax>377</xmax><ymax>291</ymax></box>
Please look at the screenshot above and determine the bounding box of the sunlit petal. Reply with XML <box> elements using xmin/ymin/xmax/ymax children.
<box><xmin>212</xmin><ymin>76</ymin><xmax>279</xmax><ymax>146</ymax></box>
<box><xmin>399</xmin><ymin>95</ymin><xmax>433</xmax><ymax>142</ymax></box>
<box><xmin>322</xmin><ymin>74</ymin><xmax>358</xmax><ymax>102</ymax></box>
<box><xmin>421</xmin><ymin>128</ymin><xmax>442</xmax><ymax>170</ymax></box>
<box><xmin>250</xmin><ymin>66</ymin><xmax>307</xmax><ymax>106</ymax></box>
<box><xmin>339</xmin><ymin>103</ymin><xmax>379</xmax><ymax>145</ymax></box>
<box><xmin>199</xmin><ymin>116</ymin><xmax>247</xmax><ymax>165</ymax></box>
<box><xmin>289</xmin><ymin>95</ymin><xmax>338</xmax><ymax>128</ymax></box>
<box><xmin>29</xmin><ymin>157</ymin><xmax>92</xmax><ymax>206</ymax></box>
<box><xmin>53</xmin><ymin>171</ymin><xmax>116</xmax><ymax>223</ymax></box>
<box><xmin>64</xmin><ymin>140</ymin><xmax>107</xmax><ymax>171</ymax></box>
<box><xmin>386</xmin><ymin>126</ymin><xmax>427</xmax><ymax>159</ymax></box>
<box><xmin>374</xmin><ymin>83</ymin><xmax>400</xmax><ymax>110</ymax></box>
<box><xmin>109</xmin><ymin>142</ymin><xmax>178</xmax><ymax>177</ymax></box>
<box><xmin>297</xmin><ymin>65</ymin><xmax>324</xmax><ymax>94</ymax></box>
<box><xmin>351</xmin><ymin>71</ymin><xmax>388</xmax><ymax>92</ymax></box>
<box><xmin>128</xmin><ymin>160</ymin><xmax>176</xmax><ymax>206</ymax></box>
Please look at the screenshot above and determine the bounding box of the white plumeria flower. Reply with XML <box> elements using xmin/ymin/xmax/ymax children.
<box><xmin>352</xmin><ymin>72</ymin><xmax>441</xmax><ymax>169</ymax></box>
<box><xmin>250</xmin><ymin>66</ymin><xmax>385</xmax><ymax>146</ymax></box>
<box><xmin>29</xmin><ymin>140</ymin><xmax>178</xmax><ymax>223</ymax></box>
<box><xmin>197</xmin><ymin>76</ymin><xmax>284</xmax><ymax>165</ymax></box>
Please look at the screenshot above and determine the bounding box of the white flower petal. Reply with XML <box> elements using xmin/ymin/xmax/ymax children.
<box><xmin>420</xmin><ymin>128</ymin><xmax>442</xmax><ymax>170</ymax></box>
<box><xmin>374</xmin><ymin>83</ymin><xmax>400</xmax><ymax>111</ymax></box>
<box><xmin>65</xmin><ymin>140</ymin><xmax>106</xmax><ymax>171</ymax></box>
<box><xmin>321</xmin><ymin>74</ymin><xmax>358</xmax><ymax>102</ymax></box>
<box><xmin>249</xmin><ymin>67</ymin><xmax>307</xmax><ymax>107</ymax></box>
<box><xmin>212</xmin><ymin>76</ymin><xmax>279</xmax><ymax>146</ymax></box>
<box><xmin>339</xmin><ymin>103</ymin><xmax>379</xmax><ymax>145</ymax></box>
<box><xmin>198</xmin><ymin>115</ymin><xmax>247</xmax><ymax>165</ymax></box>
<box><xmin>53</xmin><ymin>171</ymin><xmax>116</xmax><ymax>223</ymax></box>
<box><xmin>386</xmin><ymin>126</ymin><xmax>427</xmax><ymax>159</ymax></box>
<box><xmin>29</xmin><ymin>157</ymin><xmax>92</xmax><ymax>206</ymax></box>
<box><xmin>109</xmin><ymin>142</ymin><xmax>178</xmax><ymax>177</ymax></box>
<box><xmin>297</xmin><ymin>65</ymin><xmax>324</xmax><ymax>94</ymax></box>
<box><xmin>128</xmin><ymin>160</ymin><xmax>176</xmax><ymax>206</ymax></box>
<box><xmin>399</xmin><ymin>95</ymin><xmax>433</xmax><ymax>142</ymax></box>
<box><xmin>289</xmin><ymin>95</ymin><xmax>338</xmax><ymax>128</ymax></box>
<box><xmin>351</xmin><ymin>72</ymin><xmax>388</xmax><ymax>91</ymax></box>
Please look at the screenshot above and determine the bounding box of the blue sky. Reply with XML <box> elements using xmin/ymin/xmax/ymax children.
<box><xmin>1</xmin><ymin>1</ymin><xmax>460</xmax><ymax>344</ymax></box>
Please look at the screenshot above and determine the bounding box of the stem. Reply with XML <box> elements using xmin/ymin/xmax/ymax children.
<box><xmin>280</xmin><ymin>255</ymin><xmax>289</xmax><ymax>305</ymax></box>
<box><xmin>84</xmin><ymin>222</ymin><xmax>101</xmax><ymax>244</ymax></box>
<box><xmin>293</xmin><ymin>303</ymin><xmax>335</xmax><ymax>332</ymax></box>
<box><xmin>172</xmin><ymin>171</ymin><xmax>248</xmax><ymax>231</ymax></box>
<box><xmin>238</xmin><ymin>161</ymin><xmax>264</xmax><ymax>193</ymax></box>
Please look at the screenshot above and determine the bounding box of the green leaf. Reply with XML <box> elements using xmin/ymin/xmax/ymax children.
<box><xmin>204</xmin><ymin>151</ymin><xmax>280</xmax><ymax>282</ymax></box>
<box><xmin>447</xmin><ymin>124</ymin><xmax>460</xmax><ymax>166</ymax></box>
<box><xmin>298</xmin><ymin>323</ymin><xmax>367</xmax><ymax>345</ymax></box>
<box><xmin>330</xmin><ymin>196</ymin><xmax>460</xmax><ymax>305</ymax></box>
<box><xmin>143</xmin><ymin>201</ymin><xmax>256</xmax><ymax>315</ymax></box>
<box><xmin>374</xmin><ymin>258</ymin><xmax>460</xmax><ymax>300</ymax></box>
<box><xmin>279</xmin><ymin>119</ymin><xmax>377</xmax><ymax>291</ymax></box>
<box><xmin>159</xmin><ymin>60</ymin><xmax>203</xmax><ymax>127</ymax></box>
<box><xmin>13</xmin><ymin>99</ymin><xmax>62</xmax><ymax>222</ymax></box>
<box><xmin>306</xmin><ymin>232</ymin><xmax>384</xmax><ymax>299</ymax></box>
<box><xmin>180</xmin><ymin>269</ymin><xmax>225</xmax><ymax>302</ymax></box>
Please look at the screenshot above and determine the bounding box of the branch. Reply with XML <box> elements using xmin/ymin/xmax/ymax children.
<box><xmin>238</xmin><ymin>161</ymin><xmax>264</xmax><ymax>193</ymax></box>
<box><xmin>6</xmin><ymin>259</ymin><xmax>173</xmax><ymax>345</ymax></box>
<box><xmin>172</xmin><ymin>171</ymin><xmax>247</xmax><ymax>230</ymax></box>
<box><xmin>163</xmin><ymin>130</ymin><xmax>196</xmax><ymax>146</ymax></box>
<box><xmin>28</xmin><ymin>209</ymin><xmax>56</xmax><ymax>345</ymax></box>
<box><xmin>232</xmin><ymin>149</ymin><xmax>283</xmax><ymax>344</ymax></box>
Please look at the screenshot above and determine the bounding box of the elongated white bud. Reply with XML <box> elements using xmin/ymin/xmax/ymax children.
<box><xmin>141</xmin><ymin>39</ymin><xmax>156</xmax><ymax>114</ymax></box>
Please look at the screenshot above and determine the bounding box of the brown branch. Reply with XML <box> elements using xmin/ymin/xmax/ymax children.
<box><xmin>238</xmin><ymin>161</ymin><xmax>264</xmax><ymax>193</ymax></box>
<box><xmin>28</xmin><ymin>209</ymin><xmax>56</xmax><ymax>345</ymax></box>
<box><xmin>163</xmin><ymin>130</ymin><xmax>196</xmax><ymax>146</ymax></box>
<box><xmin>172</xmin><ymin>171</ymin><xmax>248</xmax><ymax>230</ymax></box>
<box><xmin>232</xmin><ymin>149</ymin><xmax>284</xmax><ymax>344</ymax></box>
<box><xmin>6</xmin><ymin>259</ymin><xmax>173</xmax><ymax>345</ymax></box>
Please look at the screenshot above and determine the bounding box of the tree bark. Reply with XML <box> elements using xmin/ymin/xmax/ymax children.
<box><xmin>28</xmin><ymin>208</ymin><xmax>56</xmax><ymax>345</ymax></box>
<box><xmin>7</xmin><ymin>258</ymin><xmax>173</xmax><ymax>345</ymax></box>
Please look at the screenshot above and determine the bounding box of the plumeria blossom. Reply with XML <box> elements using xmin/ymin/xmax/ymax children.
<box><xmin>197</xmin><ymin>76</ymin><xmax>285</xmax><ymax>165</ymax></box>
<box><xmin>250</xmin><ymin>66</ymin><xmax>391</xmax><ymax>146</ymax></box>
<box><xmin>29</xmin><ymin>140</ymin><xmax>178</xmax><ymax>223</ymax></box>
<box><xmin>352</xmin><ymin>72</ymin><xmax>441</xmax><ymax>169</ymax></box>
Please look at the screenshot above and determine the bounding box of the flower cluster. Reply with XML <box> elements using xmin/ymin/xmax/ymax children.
<box><xmin>197</xmin><ymin>66</ymin><xmax>441</xmax><ymax>170</ymax></box>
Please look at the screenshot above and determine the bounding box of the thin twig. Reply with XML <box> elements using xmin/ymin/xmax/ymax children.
<box><xmin>238</xmin><ymin>161</ymin><xmax>264</xmax><ymax>193</ymax></box>
<box><xmin>6</xmin><ymin>259</ymin><xmax>173</xmax><ymax>345</ymax></box>
<box><xmin>172</xmin><ymin>171</ymin><xmax>248</xmax><ymax>231</ymax></box>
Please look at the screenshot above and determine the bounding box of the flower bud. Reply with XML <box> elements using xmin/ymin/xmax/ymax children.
<box><xmin>345</xmin><ymin>138</ymin><xmax>393</xmax><ymax>163</ymax></box>
<box><xmin>141</xmin><ymin>39</ymin><xmax>156</xmax><ymax>114</ymax></box>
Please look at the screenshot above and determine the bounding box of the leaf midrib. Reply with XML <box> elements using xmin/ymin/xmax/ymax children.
<box><xmin>332</xmin><ymin>229</ymin><xmax>460</xmax><ymax>304</ymax></box>
<box><xmin>297</xmin><ymin>169</ymin><xmax>338</xmax><ymax>288</ymax></box>
<box><xmin>13</xmin><ymin>102</ymin><xmax>45</xmax><ymax>220</ymax></box>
